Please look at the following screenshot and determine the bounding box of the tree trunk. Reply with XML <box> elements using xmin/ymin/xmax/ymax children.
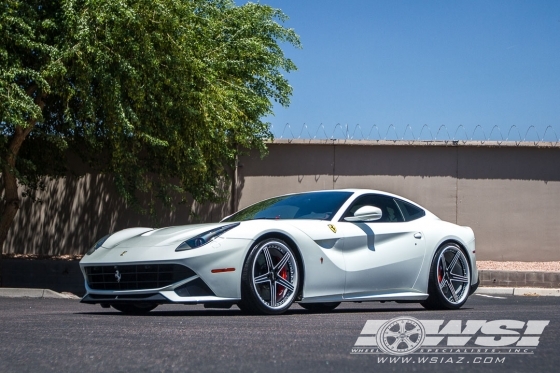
<box><xmin>230</xmin><ymin>152</ymin><xmax>238</xmax><ymax>215</ymax></box>
<box><xmin>0</xmin><ymin>120</ymin><xmax>36</xmax><ymax>286</ymax></box>
<box><xmin>0</xmin><ymin>84</ymin><xmax>43</xmax><ymax>286</ymax></box>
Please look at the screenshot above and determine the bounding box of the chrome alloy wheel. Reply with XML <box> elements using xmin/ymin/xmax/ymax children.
<box><xmin>436</xmin><ymin>245</ymin><xmax>471</xmax><ymax>305</ymax></box>
<box><xmin>376</xmin><ymin>317</ymin><xmax>426</xmax><ymax>356</ymax></box>
<box><xmin>251</xmin><ymin>240</ymin><xmax>298</xmax><ymax>310</ymax></box>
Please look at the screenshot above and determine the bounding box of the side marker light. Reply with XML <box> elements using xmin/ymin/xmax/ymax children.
<box><xmin>211</xmin><ymin>268</ymin><xmax>236</xmax><ymax>273</ymax></box>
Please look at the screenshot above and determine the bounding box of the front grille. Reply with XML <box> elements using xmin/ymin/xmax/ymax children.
<box><xmin>84</xmin><ymin>264</ymin><xmax>196</xmax><ymax>290</ymax></box>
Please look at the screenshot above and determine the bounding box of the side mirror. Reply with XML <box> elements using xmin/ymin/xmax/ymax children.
<box><xmin>344</xmin><ymin>205</ymin><xmax>382</xmax><ymax>222</ymax></box>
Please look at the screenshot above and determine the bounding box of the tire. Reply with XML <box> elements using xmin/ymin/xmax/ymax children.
<box><xmin>111</xmin><ymin>304</ymin><xmax>158</xmax><ymax>314</ymax></box>
<box><xmin>421</xmin><ymin>243</ymin><xmax>471</xmax><ymax>310</ymax></box>
<box><xmin>239</xmin><ymin>238</ymin><xmax>300</xmax><ymax>315</ymax></box>
<box><xmin>299</xmin><ymin>302</ymin><xmax>340</xmax><ymax>313</ymax></box>
<box><xmin>236</xmin><ymin>302</ymin><xmax>249</xmax><ymax>313</ymax></box>
<box><xmin>469</xmin><ymin>274</ymin><xmax>480</xmax><ymax>295</ymax></box>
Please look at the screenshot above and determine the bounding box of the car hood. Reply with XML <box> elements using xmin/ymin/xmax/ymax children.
<box><xmin>105</xmin><ymin>223</ymin><xmax>234</xmax><ymax>248</ymax></box>
<box><xmin>99</xmin><ymin>219</ymin><xmax>340</xmax><ymax>250</ymax></box>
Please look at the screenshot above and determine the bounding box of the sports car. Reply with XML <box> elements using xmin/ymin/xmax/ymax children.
<box><xmin>80</xmin><ymin>189</ymin><xmax>478</xmax><ymax>314</ymax></box>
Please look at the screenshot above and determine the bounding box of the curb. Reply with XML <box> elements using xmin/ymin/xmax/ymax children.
<box><xmin>476</xmin><ymin>287</ymin><xmax>560</xmax><ymax>297</ymax></box>
<box><xmin>479</xmin><ymin>270</ymin><xmax>560</xmax><ymax>288</ymax></box>
<box><xmin>2</xmin><ymin>287</ymin><xmax>560</xmax><ymax>300</ymax></box>
<box><xmin>0</xmin><ymin>288</ymin><xmax>80</xmax><ymax>299</ymax></box>
<box><xmin>3</xmin><ymin>259</ymin><xmax>559</xmax><ymax>296</ymax></box>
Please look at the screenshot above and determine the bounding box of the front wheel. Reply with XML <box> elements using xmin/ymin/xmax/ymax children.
<box><xmin>111</xmin><ymin>304</ymin><xmax>158</xmax><ymax>314</ymax></box>
<box><xmin>421</xmin><ymin>243</ymin><xmax>471</xmax><ymax>310</ymax></box>
<box><xmin>239</xmin><ymin>238</ymin><xmax>300</xmax><ymax>315</ymax></box>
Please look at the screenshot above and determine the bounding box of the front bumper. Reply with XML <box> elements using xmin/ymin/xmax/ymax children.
<box><xmin>80</xmin><ymin>237</ymin><xmax>252</xmax><ymax>302</ymax></box>
<box><xmin>80</xmin><ymin>261</ymin><xmax>241</xmax><ymax>306</ymax></box>
<box><xmin>80</xmin><ymin>292</ymin><xmax>240</xmax><ymax>306</ymax></box>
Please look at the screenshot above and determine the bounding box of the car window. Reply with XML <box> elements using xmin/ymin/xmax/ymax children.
<box><xmin>341</xmin><ymin>194</ymin><xmax>404</xmax><ymax>223</ymax></box>
<box><xmin>395</xmin><ymin>198</ymin><xmax>426</xmax><ymax>221</ymax></box>
<box><xmin>223</xmin><ymin>191</ymin><xmax>353</xmax><ymax>221</ymax></box>
<box><xmin>395</xmin><ymin>199</ymin><xmax>426</xmax><ymax>221</ymax></box>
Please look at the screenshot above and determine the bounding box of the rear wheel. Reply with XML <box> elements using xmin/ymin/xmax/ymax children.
<box><xmin>239</xmin><ymin>238</ymin><xmax>300</xmax><ymax>315</ymax></box>
<box><xmin>299</xmin><ymin>302</ymin><xmax>340</xmax><ymax>313</ymax></box>
<box><xmin>421</xmin><ymin>243</ymin><xmax>471</xmax><ymax>310</ymax></box>
<box><xmin>111</xmin><ymin>304</ymin><xmax>158</xmax><ymax>314</ymax></box>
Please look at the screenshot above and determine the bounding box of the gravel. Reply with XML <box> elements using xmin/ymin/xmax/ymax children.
<box><xmin>478</xmin><ymin>261</ymin><xmax>560</xmax><ymax>272</ymax></box>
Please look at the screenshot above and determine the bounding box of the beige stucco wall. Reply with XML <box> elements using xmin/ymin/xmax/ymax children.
<box><xmin>238</xmin><ymin>141</ymin><xmax>560</xmax><ymax>261</ymax></box>
<box><xmin>457</xmin><ymin>147</ymin><xmax>560</xmax><ymax>261</ymax></box>
<box><xmin>5</xmin><ymin>140</ymin><xmax>560</xmax><ymax>261</ymax></box>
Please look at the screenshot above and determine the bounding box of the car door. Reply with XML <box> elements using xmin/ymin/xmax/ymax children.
<box><xmin>339</xmin><ymin>194</ymin><xmax>426</xmax><ymax>298</ymax></box>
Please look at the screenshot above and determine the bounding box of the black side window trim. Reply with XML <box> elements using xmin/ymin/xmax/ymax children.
<box><xmin>339</xmin><ymin>194</ymin><xmax>405</xmax><ymax>223</ymax></box>
<box><xmin>394</xmin><ymin>198</ymin><xmax>426</xmax><ymax>222</ymax></box>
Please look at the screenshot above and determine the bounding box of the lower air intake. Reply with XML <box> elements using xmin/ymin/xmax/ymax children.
<box><xmin>85</xmin><ymin>264</ymin><xmax>195</xmax><ymax>291</ymax></box>
<box><xmin>174</xmin><ymin>278</ymin><xmax>215</xmax><ymax>297</ymax></box>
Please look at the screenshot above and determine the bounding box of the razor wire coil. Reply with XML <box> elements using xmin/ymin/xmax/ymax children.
<box><xmin>273</xmin><ymin>123</ymin><xmax>560</xmax><ymax>146</ymax></box>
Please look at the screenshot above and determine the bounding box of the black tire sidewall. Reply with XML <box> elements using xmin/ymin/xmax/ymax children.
<box><xmin>427</xmin><ymin>243</ymin><xmax>471</xmax><ymax>310</ymax></box>
<box><xmin>240</xmin><ymin>238</ymin><xmax>300</xmax><ymax>315</ymax></box>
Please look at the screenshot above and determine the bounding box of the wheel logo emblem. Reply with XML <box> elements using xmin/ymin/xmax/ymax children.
<box><xmin>376</xmin><ymin>317</ymin><xmax>425</xmax><ymax>355</ymax></box>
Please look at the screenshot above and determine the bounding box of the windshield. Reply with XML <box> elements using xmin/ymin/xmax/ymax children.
<box><xmin>223</xmin><ymin>191</ymin><xmax>353</xmax><ymax>222</ymax></box>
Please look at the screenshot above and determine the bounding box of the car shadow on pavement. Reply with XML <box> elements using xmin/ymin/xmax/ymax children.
<box><xmin>75</xmin><ymin>305</ymin><xmax>473</xmax><ymax>317</ymax></box>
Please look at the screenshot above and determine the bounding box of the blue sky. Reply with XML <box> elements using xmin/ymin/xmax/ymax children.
<box><xmin>246</xmin><ymin>0</ymin><xmax>560</xmax><ymax>141</ymax></box>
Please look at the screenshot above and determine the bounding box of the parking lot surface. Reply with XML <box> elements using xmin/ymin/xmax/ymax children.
<box><xmin>1</xmin><ymin>295</ymin><xmax>559</xmax><ymax>373</ymax></box>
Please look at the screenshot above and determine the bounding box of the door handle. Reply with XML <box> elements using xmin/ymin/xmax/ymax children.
<box><xmin>414</xmin><ymin>232</ymin><xmax>422</xmax><ymax>239</ymax></box>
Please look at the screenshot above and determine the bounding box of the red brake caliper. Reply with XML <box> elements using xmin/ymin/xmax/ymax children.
<box><xmin>277</xmin><ymin>263</ymin><xmax>288</xmax><ymax>299</ymax></box>
<box><xmin>438</xmin><ymin>262</ymin><xmax>443</xmax><ymax>284</ymax></box>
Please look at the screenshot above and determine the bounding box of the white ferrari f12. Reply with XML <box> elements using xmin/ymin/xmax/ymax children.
<box><xmin>80</xmin><ymin>189</ymin><xmax>478</xmax><ymax>314</ymax></box>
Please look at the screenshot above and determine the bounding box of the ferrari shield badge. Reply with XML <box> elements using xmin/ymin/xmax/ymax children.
<box><xmin>328</xmin><ymin>224</ymin><xmax>337</xmax><ymax>233</ymax></box>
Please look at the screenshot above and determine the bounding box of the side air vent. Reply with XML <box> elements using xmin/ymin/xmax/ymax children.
<box><xmin>174</xmin><ymin>278</ymin><xmax>215</xmax><ymax>297</ymax></box>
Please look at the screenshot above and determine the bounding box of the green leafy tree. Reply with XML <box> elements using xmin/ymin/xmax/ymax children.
<box><xmin>0</xmin><ymin>0</ymin><xmax>299</xmax><ymax>279</ymax></box>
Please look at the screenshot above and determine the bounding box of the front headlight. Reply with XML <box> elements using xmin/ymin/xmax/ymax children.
<box><xmin>86</xmin><ymin>235</ymin><xmax>110</xmax><ymax>255</ymax></box>
<box><xmin>175</xmin><ymin>223</ymin><xmax>240</xmax><ymax>251</ymax></box>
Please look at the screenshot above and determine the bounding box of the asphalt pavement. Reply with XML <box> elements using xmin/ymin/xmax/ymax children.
<box><xmin>1</xmin><ymin>285</ymin><xmax>560</xmax><ymax>299</ymax></box>
<box><xmin>0</xmin><ymin>295</ymin><xmax>559</xmax><ymax>373</ymax></box>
